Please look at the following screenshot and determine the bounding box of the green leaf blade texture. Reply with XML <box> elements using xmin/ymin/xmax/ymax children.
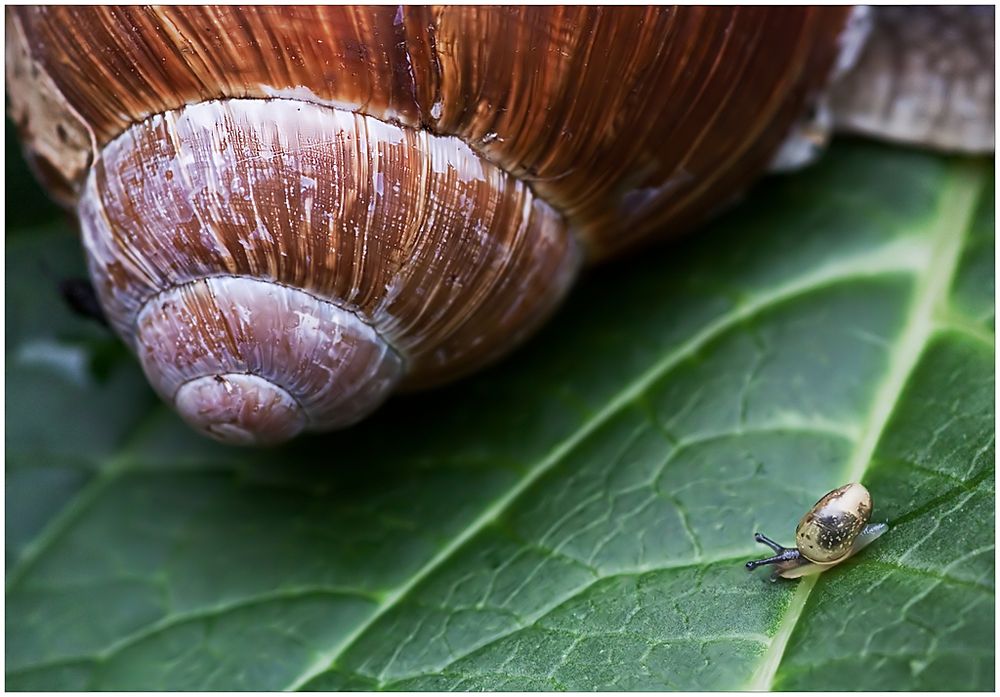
<box><xmin>6</xmin><ymin>143</ymin><xmax>993</xmax><ymax>690</ymax></box>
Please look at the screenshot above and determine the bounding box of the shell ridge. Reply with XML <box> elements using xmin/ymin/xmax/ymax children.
<box><xmin>134</xmin><ymin>272</ymin><xmax>409</xmax><ymax>372</ymax></box>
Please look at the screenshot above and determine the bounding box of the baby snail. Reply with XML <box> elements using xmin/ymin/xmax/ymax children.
<box><xmin>746</xmin><ymin>482</ymin><xmax>888</xmax><ymax>580</ymax></box>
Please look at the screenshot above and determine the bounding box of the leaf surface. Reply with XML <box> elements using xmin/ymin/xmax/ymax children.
<box><xmin>5</xmin><ymin>143</ymin><xmax>994</xmax><ymax>690</ymax></box>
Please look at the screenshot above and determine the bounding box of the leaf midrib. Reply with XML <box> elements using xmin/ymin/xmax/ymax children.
<box><xmin>748</xmin><ymin>161</ymin><xmax>987</xmax><ymax>691</ymax></box>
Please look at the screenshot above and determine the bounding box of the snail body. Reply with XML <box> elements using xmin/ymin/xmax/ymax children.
<box><xmin>746</xmin><ymin>483</ymin><xmax>888</xmax><ymax>580</ymax></box>
<box><xmin>6</xmin><ymin>7</ymin><xmax>992</xmax><ymax>445</ymax></box>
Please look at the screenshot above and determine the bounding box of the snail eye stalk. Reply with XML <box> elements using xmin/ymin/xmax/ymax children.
<box><xmin>745</xmin><ymin>533</ymin><xmax>801</xmax><ymax>570</ymax></box>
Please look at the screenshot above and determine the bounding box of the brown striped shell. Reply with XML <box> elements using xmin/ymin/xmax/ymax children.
<box><xmin>6</xmin><ymin>6</ymin><xmax>851</xmax><ymax>445</ymax></box>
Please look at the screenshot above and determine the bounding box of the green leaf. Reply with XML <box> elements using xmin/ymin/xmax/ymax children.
<box><xmin>6</xmin><ymin>142</ymin><xmax>993</xmax><ymax>691</ymax></box>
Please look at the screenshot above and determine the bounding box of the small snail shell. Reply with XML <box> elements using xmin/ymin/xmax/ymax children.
<box><xmin>7</xmin><ymin>6</ymin><xmax>853</xmax><ymax>444</ymax></box>
<box><xmin>795</xmin><ymin>481</ymin><xmax>874</xmax><ymax>563</ymax></box>
<box><xmin>746</xmin><ymin>483</ymin><xmax>888</xmax><ymax>580</ymax></box>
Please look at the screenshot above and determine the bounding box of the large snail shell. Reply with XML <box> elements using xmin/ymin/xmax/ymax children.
<box><xmin>7</xmin><ymin>7</ymin><xmax>851</xmax><ymax>444</ymax></box>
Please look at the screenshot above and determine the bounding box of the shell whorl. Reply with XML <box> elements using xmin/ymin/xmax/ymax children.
<box><xmin>79</xmin><ymin>98</ymin><xmax>580</xmax><ymax>443</ymax></box>
<box><xmin>137</xmin><ymin>277</ymin><xmax>404</xmax><ymax>445</ymax></box>
<box><xmin>10</xmin><ymin>6</ymin><xmax>851</xmax><ymax>256</ymax></box>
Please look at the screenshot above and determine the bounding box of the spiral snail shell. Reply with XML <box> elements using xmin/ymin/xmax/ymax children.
<box><xmin>6</xmin><ymin>7</ymin><xmax>990</xmax><ymax>445</ymax></box>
